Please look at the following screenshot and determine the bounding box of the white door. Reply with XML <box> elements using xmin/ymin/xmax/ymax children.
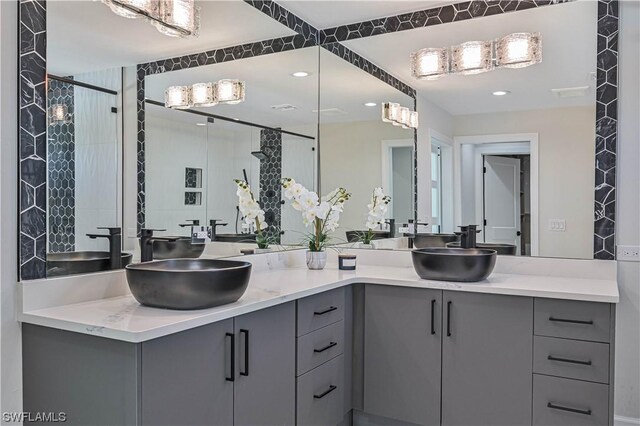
<box><xmin>483</xmin><ymin>155</ymin><xmax>521</xmax><ymax>248</ymax></box>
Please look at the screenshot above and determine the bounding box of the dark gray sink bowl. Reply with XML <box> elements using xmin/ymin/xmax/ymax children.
<box><xmin>47</xmin><ymin>251</ymin><xmax>133</xmax><ymax>277</ymax></box>
<box><xmin>215</xmin><ymin>233</ymin><xmax>257</xmax><ymax>243</ymax></box>
<box><xmin>411</xmin><ymin>248</ymin><xmax>497</xmax><ymax>282</ymax></box>
<box><xmin>125</xmin><ymin>259</ymin><xmax>252</xmax><ymax>310</ymax></box>
<box><xmin>413</xmin><ymin>233</ymin><xmax>460</xmax><ymax>248</ymax></box>
<box><xmin>345</xmin><ymin>230</ymin><xmax>390</xmax><ymax>242</ymax></box>
<box><xmin>139</xmin><ymin>237</ymin><xmax>205</xmax><ymax>260</ymax></box>
<box><xmin>446</xmin><ymin>242</ymin><xmax>518</xmax><ymax>255</ymax></box>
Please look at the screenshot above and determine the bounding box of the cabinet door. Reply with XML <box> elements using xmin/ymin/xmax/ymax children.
<box><xmin>363</xmin><ymin>285</ymin><xmax>442</xmax><ymax>426</ymax></box>
<box><xmin>141</xmin><ymin>319</ymin><xmax>234</xmax><ymax>426</ymax></box>
<box><xmin>234</xmin><ymin>302</ymin><xmax>296</xmax><ymax>426</ymax></box>
<box><xmin>442</xmin><ymin>291</ymin><xmax>533</xmax><ymax>426</ymax></box>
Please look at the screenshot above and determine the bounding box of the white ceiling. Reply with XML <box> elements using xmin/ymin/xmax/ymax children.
<box><xmin>47</xmin><ymin>0</ymin><xmax>296</xmax><ymax>75</ymax></box>
<box><xmin>279</xmin><ymin>0</ymin><xmax>453</xmax><ymax>29</ymax></box>
<box><xmin>343</xmin><ymin>1</ymin><xmax>597</xmax><ymax>115</ymax></box>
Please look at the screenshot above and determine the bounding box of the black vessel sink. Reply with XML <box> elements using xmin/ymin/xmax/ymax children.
<box><xmin>345</xmin><ymin>230</ymin><xmax>390</xmax><ymax>242</ymax></box>
<box><xmin>446</xmin><ymin>242</ymin><xmax>518</xmax><ymax>256</ymax></box>
<box><xmin>411</xmin><ymin>248</ymin><xmax>497</xmax><ymax>282</ymax></box>
<box><xmin>215</xmin><ymin>233</ymin><xmax>257</xmax><ymax>243</ymax></box>
<box><xmin>47</xmin><ymin>251</ymin><xmax>133</xmax><ymax>277</ymax></box>
<box><xmin>140</xmin><ymin>237</ymin><xmax>205</xmax><ymax>260</ymax></box>
<box><xmin>125</xmin><ymin>259</ymin><xmax>252</xmax><ymax>310</ymax></box>
<box><xmin>413</xmin><ymin>233</ymin><xmax>460</xmax><ymax>248</ymax></box>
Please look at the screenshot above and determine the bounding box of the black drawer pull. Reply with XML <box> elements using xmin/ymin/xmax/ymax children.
<box><xmin>446</xmin><ymin>301</ymin><xmax>452</xmax><ymax>337</ymax></box>
<box><xmin>314</xmin><ymin>341</ymin><xmax>337</xmax><ymax>353</ymax></box>
<box><xmin>548</xmin><ymin>355</ymin><xmax>592</xmax><ymax>366</ymax></box>
<box><xmin>314</xmin><ymin>385</ymin><xmax>337</xmax><ymax>399</ymax></box>
<box><xmin>314</xmin><ymin>306</ymin><xmax>338</xmax><ymax>316</ymax></box>
<box><xmin>430</xmin><ymin>299</ymin><xmax>436</xmax><ymax>335</ymax></box>
<box><xmin>240</xmin><ymin>329</ymin><xmax>249</xmax><ymax>377</ymax></box>
<box><xmin>547</xmin><ymin>402</ymin><xmax>592</xmax><ymax>416</ymax></box>
<box><xmin>225</xmin><ymin>332</ymin><xmax>235</xmax><ymax>382</ymax></box>
<box><xmin>549</xmin><ymin>317</ymin><xmax>594</xmax><ymax>325</ymax></box>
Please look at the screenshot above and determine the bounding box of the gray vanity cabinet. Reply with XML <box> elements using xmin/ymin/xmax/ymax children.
<box><xmin>363</xmin><ymin>285</ymin><xmax>443</xmax><ymax>426</ymax></box>
<box><xmin>441</xmin><ymin>291</ymin><xmax>533</xmax><ymax>426</ymax></box>
<box><xmin>233</xmin><ymin>301</ymin><xmax>296</xmax><ymax>426</ymax></box>
<box><xmin>140</xmin><ymin>319</ymin><xmax>234</xmax><ymax>426</ymax></box>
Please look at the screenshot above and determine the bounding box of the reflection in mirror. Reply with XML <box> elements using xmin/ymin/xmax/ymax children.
<box><xmin>342</xmin><ymin>1</ymin><xmax>597</xmax><ymax>258</ymax></box>
<box><xmin>318</xmin><ymin>48</ymin><xmax>415</xmax><ymax>247</ymax></box>
<box><xmin>144</xmin><ymin>47</ymin><xmax>319</xmax><ymax>254</ymax></box>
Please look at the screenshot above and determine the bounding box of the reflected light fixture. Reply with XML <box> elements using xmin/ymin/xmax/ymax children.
<box><xmin>292</xmin><ymin>71</ymin><xmax>310</xmax><ymax>77</ymax></box>
<box><xmin>101</xmin><ymin>0</ymin><xmax>199</xmax><ymax>38</ymax></box>
<box><xmin>165</xmin><ymin>85</ymin><xmax>191</xmax><ymax>109</ymax></box>
<box><xmin>394</xmin><ymin>107</ymin><xmax>411</xmax><ymax>128</ymax></box>
<box><xmin>191</xmin><ymin>82</ymin><xmax>217</xmax><ymax>107</ymax></box>
<box><xmin>48</xmin><ymin>104</ymin><xmax>72</xmax><ymax>126</ymax></box>
<box><xmin>451</xmin><ymin>40</ymin><xmax>494</xmax><ymax>75</ymax></box>
<box><xmin>382</xmin><ymin>102</ymin><xmax>401</xmax><ymax>123</ymax></box>
<box><xmin>214</xmin><ymin>79</ymin><xmax>246</xmax><ymax>104</ymax></box>
<box><xmin>411</xmin><ymin>47</ymin><xmax>449</xmax><ymax>80</ymax></box>
<box><xmin>495</xmin><ymin>32</ymin><xmax>542</xmax><ymax>69</ymax></box>
<box><xmin>409</xmin><ymin>111</ymin><xmax>419</xmax><ymax>129</ymax></box>
<box><xmin>382</xmin><ymin>102</ymin><xmax>418</xmax><ymax>129</ymax></box>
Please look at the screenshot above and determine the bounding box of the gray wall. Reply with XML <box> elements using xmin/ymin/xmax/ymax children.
<box><xmin>614</xmin><ymin>0</ymin><xmax>640</xmax><ymax>422</ymax></box>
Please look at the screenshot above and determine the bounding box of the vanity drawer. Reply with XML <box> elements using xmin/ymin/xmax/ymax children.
<box><xmin>297</xmin><ymin>288</ymin><xmax>345</xmax><ymax>336</ymax></box>
<box><xmin>534</xmin><ymin>336</ymin><xmax>610</xmax><ymax>384</ymax></box>
<box><xmin>533</xmin><ymin>374</ymin><xmax>609</xmax><ymax>426</ymax></box>
<box><xmin>297</xmin><ymin>354</ymin><xmax>345</xmax><ymax>426</ymax></box>
<box><xmin>534</xmin><ymin>299</ymin><xmax>611</xmax><ymax>342</ymax></box>
<box><xmin>297</xmin><ymin>321</ymin><xmax>344</xmax><ymax>376</ymax></box>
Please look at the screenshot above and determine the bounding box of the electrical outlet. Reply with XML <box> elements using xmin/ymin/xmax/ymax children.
<box><xmin>548</xmin><ymin>219</ymin><xmax>566</xmax><ymax>232</ymax></box>
<box><xmin>617</xmin><ymin>245</ymin><xmax>640</xmax><ymax>262</ymax></box>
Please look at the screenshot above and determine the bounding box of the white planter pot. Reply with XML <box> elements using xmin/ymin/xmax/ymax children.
<box><xmin>254</xmin><ymin>248</ymin><xmax>272</xmax><ymax>254</ymax></box>
<box><xmin>357</xmin><ymin>242</ymin><xmax>374</xmax><ymax>249</ymax></box>
<box><xmin>306</xmin><ymin>250</ymin><xmax>327</xmax><ymax>270</ymax></box>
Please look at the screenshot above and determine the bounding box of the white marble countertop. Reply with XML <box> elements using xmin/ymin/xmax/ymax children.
<box><xmin>19</xmin><ymin>251</ymin><xmax>619</xmax><ymax>343</ymax></box>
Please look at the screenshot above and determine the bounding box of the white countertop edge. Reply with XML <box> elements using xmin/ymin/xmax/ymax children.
<box><xmin>19</xmin><ymin>273</ymin><xmax>619</xmax><ymax>344</ymax></box>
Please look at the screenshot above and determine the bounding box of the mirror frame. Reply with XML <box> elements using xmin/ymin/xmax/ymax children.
<box><xmin>17</xmin><ymin>0</ymin><xmax>619</xmax><ymax>280</ymax></box>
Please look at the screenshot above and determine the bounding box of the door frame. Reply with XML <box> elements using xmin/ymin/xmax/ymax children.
<box><xmin>381</xmin><ymin>139</ymin><xmax>414</xmax><ymax>221</ymax></box>
<box><xmin>429</xmin><ymin>129</ymin><xmax>455</xmax><ymax>233</ymax></box>
<box><xmin>453</xmin><ymin>133</ymin><xmax>539</xmax><ymax>256</ymax></box>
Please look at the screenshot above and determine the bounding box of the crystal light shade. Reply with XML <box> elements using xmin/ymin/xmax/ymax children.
<box><xmin>48</xmin><ymin>104</ymin><xmax>71</xmax><ymax>125</ymax></box>
<box><xmin>394</xmin><ymin>107</ymin><xmax>411</xmax><ymax>128</ymax></box>
<box><xmin>214</xmin><ymin>79</ymin><xmax>245</xmax><ymax>105</ymax></box>
<box><xmin>153</xmin><ymin>0</ymin><xmax>200</xmax><ymax>37</ymax></box>
<box><xmin>191</xmin><ymin>82</ymin><xmax>217</xmax><ymax>107</ymax></box>
<box><xmin>102</xmin><ymin>0</ymin><xmax>157</xmax><ymax>19</ymax></box>
<box><xmin>165</xmin><ymin>85</ymin><xmax>191</xmax><ymax>109</ymax></box>
<box><xmin>409</xmin><ymin>111</ymin><xmax>419</xmax><ymax>129</ymax></box>
<box><xmin>495</xmin><ymin>32</ymin><xmax>542</xmax><ymax>69</ymax></box>
<box><xmin>411</xmin><ymin>47</ymin><xmax>449</xmax><ymax>80</ymax></box>
<box><xmin>451</xmin><ymin>40</ymin><xmax>494</xmax><ymax>75</ymax></box>
<box><xmin>382</xmin><ymin>102</ymin><xmax>401</xmax><ymax>123</ymax></box>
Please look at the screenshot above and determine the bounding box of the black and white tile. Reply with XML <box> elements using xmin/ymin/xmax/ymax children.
<box><xmin>47</xmin><ymin>79</ymin><xmax>76</xmax><ymax>253</ymax></box>
<box><xmin>259</xmin><ymin>129</ymin><xmax>282</xmax><ymax>241</ymax></box>
<box><xmin>19</xmin><ymin>0</ymin><xmax>47</xmax><ymax>280</ymax></box>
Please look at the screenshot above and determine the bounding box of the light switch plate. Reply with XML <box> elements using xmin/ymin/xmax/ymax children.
<box><xmin>548</xmin><ymin>219</ymin><xmax>566</xmax><ymax>231</ymax></box>
<box><xmin>617</xmin><ymin>245</ymin><xmax>640</xmax><ymax>262</ymax></box>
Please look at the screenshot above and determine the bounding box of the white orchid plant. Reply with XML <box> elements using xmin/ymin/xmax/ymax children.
<box><xmin>360</xmin><ymin>187</ymin><xmax>391</xmax><ymax>245</ymax></box>
<box><xmin>281</xmin><ymin>177</ymin><xmax>350</xmax><ymax>252</ymax></box>
<box><xmin>234</xmin><ymin>179</ymin><xmax>273</xmax><ymax>249</ymax></box>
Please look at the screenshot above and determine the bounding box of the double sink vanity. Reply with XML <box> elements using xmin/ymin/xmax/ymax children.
<box><xmin>20</xmin><ymin>249</ymin><xmax>618</xmax><ymax>426</ymax></box>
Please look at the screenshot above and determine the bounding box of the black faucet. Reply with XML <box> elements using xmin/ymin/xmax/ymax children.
<box><xmin>384</xmin><ymin>219</ymin><xmax>396</xmax><ymax>238</ymax></box>
<box><xmin>406</xmin><ymin>220</ymin><xmax>429</xmax><ymax>249</ymax></box>
<box><xmin>86</xmin><ymin>227</ymin><xmax>122</xmax><ymax>270</ymax></box>
<box><xmin>139</xmin><ymin>229</ymin><xmax>180</xmax><ymax>262</ymax></box>
<box><xmin>179</xmin><ymin>219</ymin><xmax>200</xmax><ymax>228</ymax></box>
<box><xmin>455</xmin><ymin>225</ymin><xmax>482</xmax><ymax>249</ymax></box>
<box><xmin>209</xmin><ymin>219</ymin><xmax>228</xmax><ymax>241</ymax></box>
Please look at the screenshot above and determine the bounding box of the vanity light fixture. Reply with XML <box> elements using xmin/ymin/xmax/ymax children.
<box><xmin>495</xmin><ymin>32</ymin><xmax>542</xmax><ymax>69</ymax></box>
<box><xmin>165</xmin><ymin>85</ymin><xmax>191</xmax><ymax>109</ymax></box>
<box><xmin>191</xmin><ymin>82</ymin><xmax>217</xmax><ymax>107</ymax></box>
<box><xmin>492</xmin><ymin>90</ymin><xmax>511</xmax><ymax>96</ymax></box>
<box><xmin>451</xmin><ymin>40</ymin><xmax>494</xmax><ymax>75</ymax></box>
<box><xmin>165</xmin><ymin>80</ymin><xmax>246</xmax><ymax>109</ymax></box>
<box><xmin>48</xmin><ymin>104</ymin><xmax>72</xmax><ymax>126</ymax></box>
<box><xmin>214</xmin><ymin>79</ymin><xmax>245</xmax><ymax>105</ymax></box>
<box><xmin>291</xmin><ymin>71</ymin><xmax>310</xmax><ymax>77</ymax></box>
<box><xmin>411</xmin><ymin>47</ymin><xmax>449</xmax><ymax>80</ymax></box>
<box><xmin>101</xmin><ymin>0</ymin><xmax>199</xmax><ymax>38</ymax></box>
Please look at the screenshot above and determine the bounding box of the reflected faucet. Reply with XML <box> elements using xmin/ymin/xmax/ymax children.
<box><xmin>179</xmin><ymin>219</ymin><xmax>200</xmax><ymax>228</ymax></box>
<box><xmin>209</xmin><ymin>220</ymin><xmax>228</xmax><ymax>241</ymax></box>
<box><xmin>406</xmin><ymin>220</ymin><xmax>429</xmax><ymax>249</ymax></box>
<box><xmin>86</xmin><ymin>227</ymin><xmax>122</xmax><ymax>270</ymax></box>
<box><xmin>455</xmin><ymin>225</ymin><xmax>482</xmax><ymax>249</ymax></box>
<box><xmin>139</xmin><ymin>229</ymin><xmax>180</xmax><ymax>262</ymax></box>
<box><xmin>384</xmin><ymin>219</ymin><xmax>396</xmax><ymax>238</ymax></box>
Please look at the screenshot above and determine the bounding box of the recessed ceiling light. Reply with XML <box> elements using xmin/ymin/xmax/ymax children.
<box><xmin>364</xmin><ymin>102</ymin><xmax>377</xmax><ymax>107</ymax></box>
<box><xmin>292</xmin><ymin>71</ymin><xmax>310</xmax><ymax>78</ymax></box>
<box><xmin>196</xmin><ymin>122</ymin><xmax>206</xmax><ymax>126</ymax></box>
<box><xmin>492</xmin><ymin>90</ymin><xmax>511</xmax><ymax>96</ymax></box>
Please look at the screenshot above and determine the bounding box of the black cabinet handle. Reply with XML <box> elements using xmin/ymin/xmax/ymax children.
<box><xmin>547</xmin><ymin>402</ymin><xmax>592</xmax><ymax>416</ymax></box>
<box><xmin>548</xmin><ymin>316</ymin><xmax>594</xmax><ymax>325</ymax></box>
<box><xmin>314</xmin><ymin>306</ymin><xmax>338</xmax><ymax>316</ymax></box>
<box><xmin>225</xmin><ymin>332</ymin><xmax>235</xmax><ymax>382</ymax></box>
<box><xmin>446</xmin><ymin>301</ymin><xmax>452</xmax><ymax>337</ymax></box>
<box><xmin>430</xmin><ymin>299</ymin><xmax>436</xmax><ymax>335</ymax></box>
<box><xmin>314</xmin><ymin>385</ymin><xmax>337</xmax><ymax>399</ymax></box>
<box><xmin>314</xmin><ymin>341</ymin><xmax>337</xmax><ymax>353</ymax></box>
<box><xmin>548</xmin><ymin>355</ymin><xmax>592</xmax><ymax>366</ymax></box>
<box><xmin>240</xmin><ymin>329</ymin><xmax>249</xmax><ymax>376</ymax></box>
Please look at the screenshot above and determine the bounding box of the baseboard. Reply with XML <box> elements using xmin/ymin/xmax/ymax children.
<box><xmin>615</xmin><ymin>415</ymin><xmax>640</xmax><ymax>426</ymax></box>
